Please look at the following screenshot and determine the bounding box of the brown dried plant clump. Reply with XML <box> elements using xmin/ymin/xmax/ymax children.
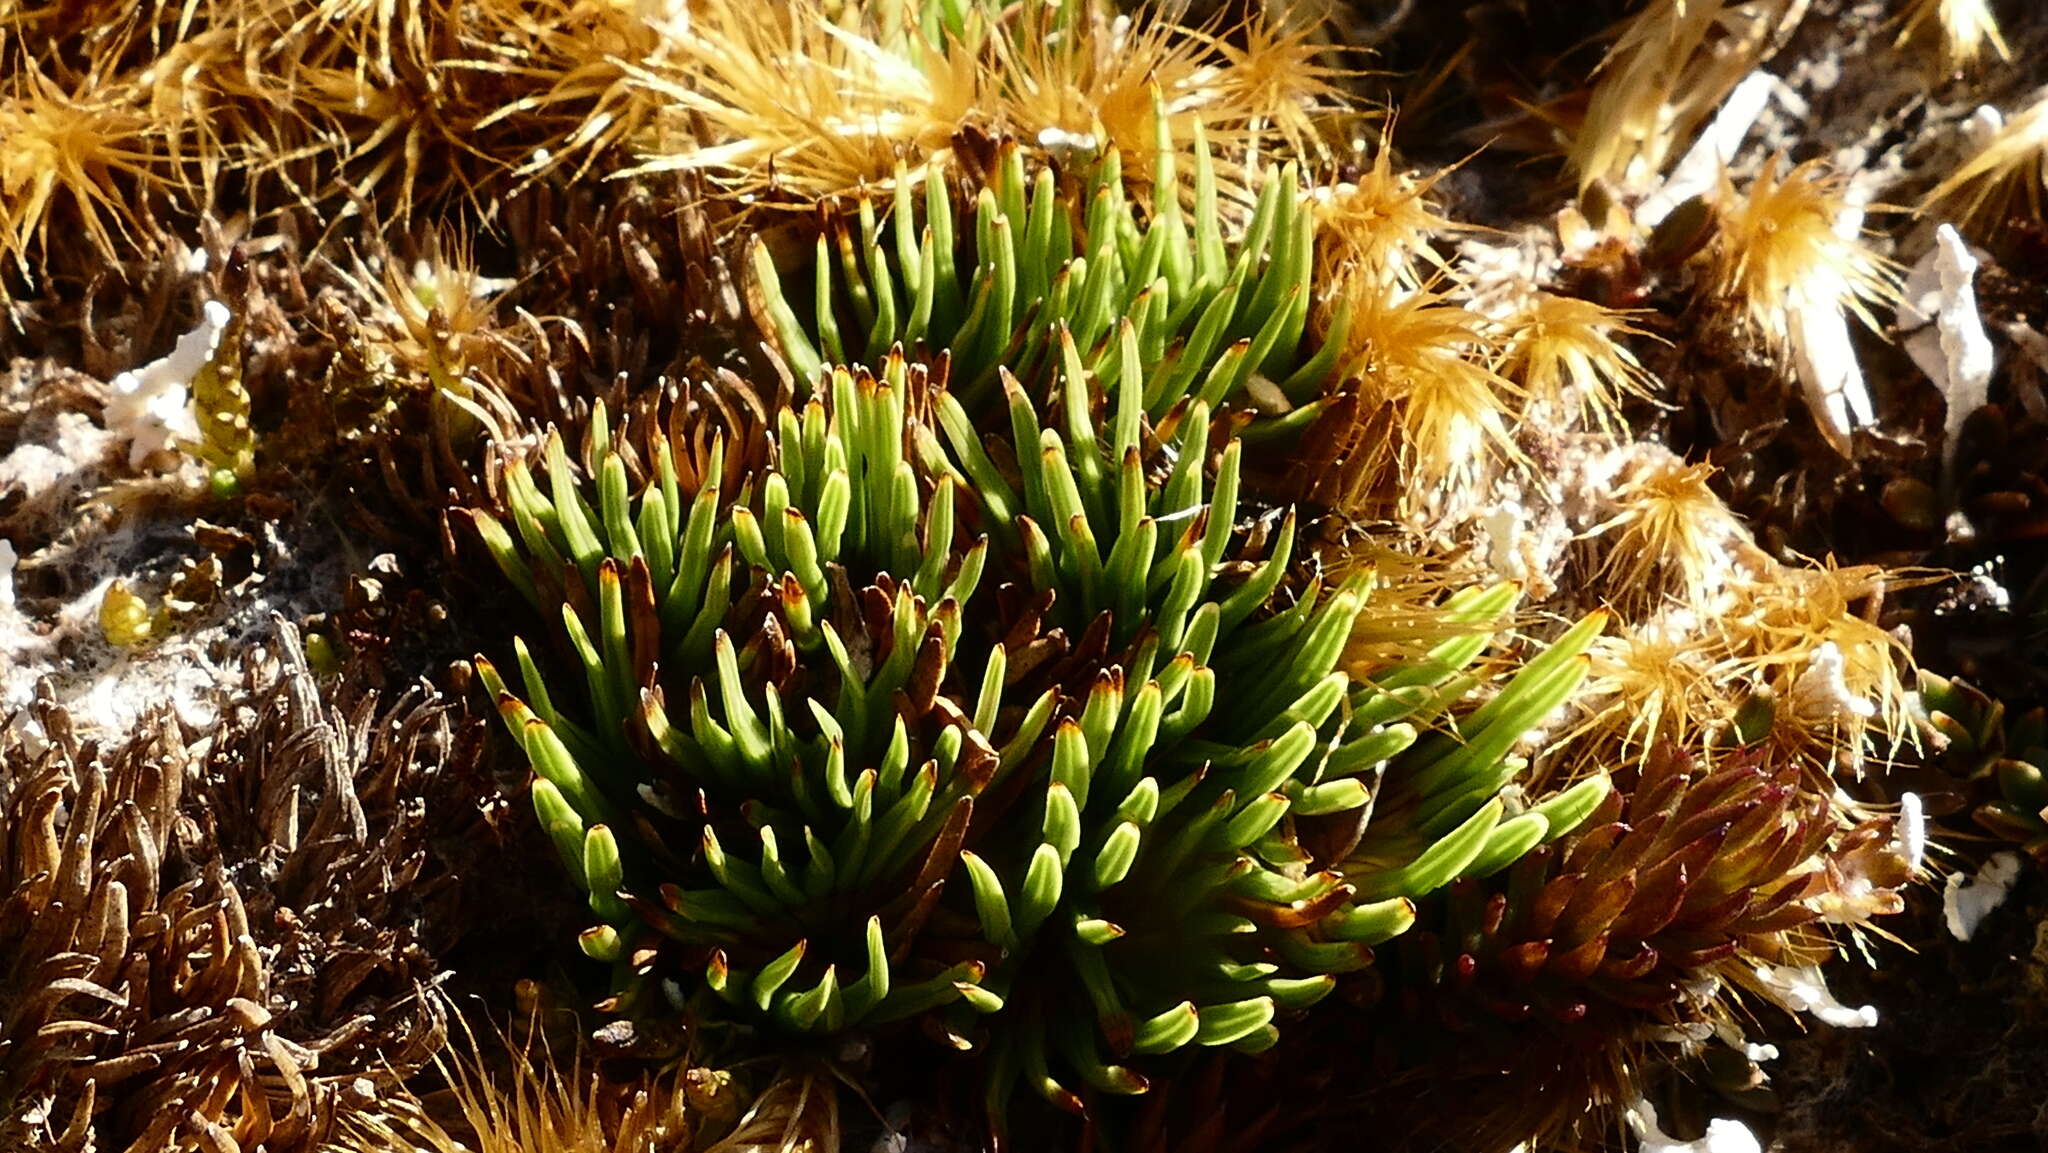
<box><xmin>0</xmin><ymin>621</ymin><xmax>500</xmax><ymax>1151</ymax></box>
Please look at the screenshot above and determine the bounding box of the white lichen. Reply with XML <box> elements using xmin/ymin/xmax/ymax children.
<box><xmin>1637</xmin><ymin>70</ymin><xmax>1778</xmax><ymax>230</ymax></box>
<box><xmin>1626</xmin><ymin>1095</ymin><xmax>1764</xmax><ymax>1153</ymax></box>
<box><xmin>1944</xmin><ymin>851</ymin><xmax>2021</xmax><ymax>941</ymax></box>
<box><xmin>1789</xmin><ymin>286</ymin><xmax>1876</xmax><ymax>458</ymax></box>
<box><xmin>1896</xmin><ymin>792</ymin><xmax>1927</xmax><ymax>876</ymax></box>
<box><xmin>104</xmin><ymin>299</ymin><xmax>230</xmax><ymax>469</ymax></box>
<box><xmin>1899</xmin><ymin>225</ymin><xmax>1994</xmax><ymax>482</ymax></box>
<box><xmin>1751</xmin><ymin>961</ymin><xmax>1878</xmax><ymax>1028</ymax></box>
<box><xmin>1786</xmin><ymin>641</ymin><xmax>1879</xmax><ymax>724</ymax></box>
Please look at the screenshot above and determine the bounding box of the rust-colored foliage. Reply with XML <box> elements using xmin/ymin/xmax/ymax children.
<box><xmin>1347</xmin><ymin>743</ymin><xmax>1908</xmax><ymax>1149</ymax></box>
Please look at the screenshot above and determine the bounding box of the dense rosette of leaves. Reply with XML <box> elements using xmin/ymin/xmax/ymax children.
<box><xmin>466</xmin><ymin>314</ymin><xmax>1606</xmax><ymax>1125</ymax></box>
<box><xmin>751</xmin><ymin>125</ymin><xmax>1348</xmax><ymax>433</ymax></box>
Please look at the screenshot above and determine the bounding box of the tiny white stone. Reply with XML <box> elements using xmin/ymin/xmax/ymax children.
<box><xmin>0</xmin><ymin>538</ymin><xmax>15</xmax><ymax>611</ymax></box>
<box><xmin>1962</xmin><ymin>104</ymin><xmax>2006</xmax><ymax>148</ymax></box>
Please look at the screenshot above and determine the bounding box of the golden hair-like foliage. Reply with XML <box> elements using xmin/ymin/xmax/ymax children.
<box><xmin>1894</xmin><ymin>0</ymin><xmax>2010</xmax><ymax>69</ymax></box>
<box><xmin>463</xmin><ymin>0</ymin><xmax>685</xmax><ymax>188</ymax></box>
<box><xmin>1579</xmin><ymin>619</ymin><xmax>1733</xmax><ymax>761</ymax></box>
<box><xmin>1571</xmin><ymin>0</ymin><xmax>1799</xmax><ymax>190</ymax></box>
<box><xmin>1314</xmin><ymin>137</ymin><xmax>1457</xmax><ymax>292</ymax></box>
<box><xmin>1718</xmin><ymin>560</ymin><xmax>1923</xmax><ymax>761</ymax></box>
<box><xmin>0</xmin><ymin>60</ymin><xmax>169</xmax><ymax>283</ymax></box>
<box><xmin>1562</xmin><ymin>444</ymin><xmax>1926</xmax><ymax>781</ymax></box>
<box><xmin>1566</xmin><ymin>560</ymin><xmax>1923</xmax><ymax>782</ymax></box>
<box><xmin>622</xmin><ymin>0</ymin><xmax>984</xmax><ymax>203</ymax></box>
<box><xmin>1344</xmin><ymin>286</ymin><xmax>1522</xmax><ymax>500</ymax></box>
<box><xmin>1585</xmin><ymin>455</ymin><xmax>1760</xmax><ymax>616</ymax></box>
<box><xmin>330</xmin><ymin>1005</ymin><xmax>827</xmax><ymax>1153</ymax></box>
<box><xmin>625</xmin><ymin>0</ymin><xmax>1348</xmax><ymax>207</ymax></box>
<box><xmin>1922</xmin><ymin>92</ymin><xmax>2048</xmax><ymax>239</ymax></box>
<box><xmin>1497</xmin><ymin>293</ymin><xmax>1658</xmax><ymax>434</ymax></box>
<box><xmin>1704</xmin><ymin>156</ymin><xmax>1898</xmax><ymax>350</ymax></box>
<box><xmin>983</xmin><ymin>2</ymin><xmax>1347</xmax><ymax>196</ymax></box>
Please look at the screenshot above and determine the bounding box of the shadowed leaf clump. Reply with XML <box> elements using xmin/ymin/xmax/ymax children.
<box><xmin>1340</xmin><ymin>742</ymin><xmax>1911</xmax><ymax>1149</ymax></box>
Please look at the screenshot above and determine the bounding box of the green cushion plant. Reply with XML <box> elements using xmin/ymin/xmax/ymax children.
<box><xmin>465</xmin><ymin>347</ymin><xmax>1605</xmax><ymax>1132</ymax></box>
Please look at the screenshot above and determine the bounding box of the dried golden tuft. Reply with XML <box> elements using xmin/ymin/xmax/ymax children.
<box><xmin>1559</xmin><ymin>440</ymin><xmax>1927</xmax><ymax>781</ymax></box>
<box><xmin>626</xmin><ymin>0</ymin><xmax>1352</xmax><ymax>207</ymax></box>
<box><xmin>334</xmin><ymin>1009</ymin><xmax>831</xmax><ymax>1153</ymax></box>
<box><xmin>1571</xmin><ymin>0</ymin><xmax>1799</xmax><ymax>190</ymax></box>
<box><xmin>1563</xmin><ymin>560</ymin><xmax>1926</xmax><ymax>785</ymax></box>
<box><xmin>334</xmin><ymin>1024</ymin><xmax>692</xmax><ymax>1153</ymax></box>
<box><xmin>1189</xmin><ymin>12</ymin><xmax>1355</xmax><ymax>167</ymax></box>
<box><xmin>132</xmin><ymin>27</ymin><xmax>250</xmax><ymax>201</ymax></box>
<box><xmin>1922</xmin><ymin>93</ymin><xmax>2048</xmax><ymax>238</ymax></box>
<box><xmin>464</xmin><ymin>0</ymin><xmax>684</xmax><ymax>187</ymax></box>
<box><xmin>1498</xmin><ymin>293</ymin><xmax>1659</xmax><ymax>433</ymax></box>
<box><xmin>1701</xmin><ymin>156</ymin><xmax>1899</xmax><ymax>453</ymax></box>
<box><xmin>1719</xmin><ymin>560</ymin><xmax>1923</xmax><ymax>760</ymax></box>
<box><xmin>987</xmin><ymin>2</ymin><xmax>1214</xmax><ymax>166</ymax></box>
<box><xmin>1347</xmin><ymin>287</ymin><xmax>1522</xmax><ymax>498</ymax></box>
<box><xmin>1575</xmin><ymin>620</ymin><xmax>1734</xmax><ymax>763</ymax></box>
<box><xmin>1705</xmin><ymin>156</ymin><xmax>1897</xmax><ymax>346</ymax></box>
<box><xmin>0</xmin><ymin>62</ymin><xmax>168</xmax><ymax>283</ymax></box>
<box><xmin>622</xmin><ymin>0</ymin><xmax>983</xmax><ymax>201</ymax></box>
<box><xmin>1895</xmin><ymin>0</ymin><xmax>2010</xmax><ymax>69</ymax></box>
<box><xmin>1586</xmin><ymin>455</ymin><xmax>1759</xmax><ymax>616</ymax></box>
<box><xmin>988</xmin><ymin>2</ymin><xmax>1351</xmax><ymax>206</ymax></box>
<box><xmin>1315</xmin><ymin>136</ymin><xmax>1457</xmax><ymax>291</ymax></box>
<box><xmin>1334</xmin><ymin>538</ymin><xmax>1500</xmax><ymax>675</ymax></box>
